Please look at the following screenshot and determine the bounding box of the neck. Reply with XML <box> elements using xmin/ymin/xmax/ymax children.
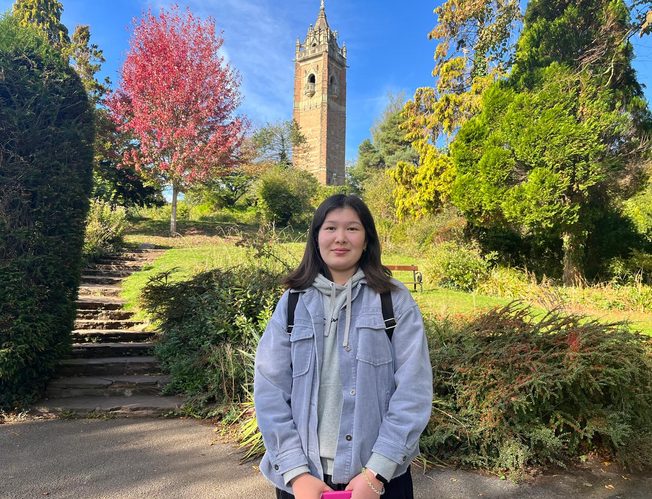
<box><xmin>329</xmin><ymin>268</ymin><xmax>357</xmax><ymax>286</ymax></box>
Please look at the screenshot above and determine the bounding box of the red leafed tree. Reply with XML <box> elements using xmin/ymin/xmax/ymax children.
<box><xmin>107</xmin><ymin>5</ymin><xmax>246</xmax><ymax>235</ymax></box>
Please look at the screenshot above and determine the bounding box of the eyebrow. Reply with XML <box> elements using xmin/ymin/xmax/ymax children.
<box><xmin>323</xmin><ymin>220</ymin><xmax>363</xmax><ymax>225</ymax></box>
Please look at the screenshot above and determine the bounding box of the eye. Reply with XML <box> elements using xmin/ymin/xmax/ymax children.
<box><xmin>347</xmin><ymin>226</ymin><xmax>361</xmax><ymax>231</ymax></box>
<box><xmin>322</xmin><ymin>226</ymin><xmax>335</xmax><ymax>231</ymax></box>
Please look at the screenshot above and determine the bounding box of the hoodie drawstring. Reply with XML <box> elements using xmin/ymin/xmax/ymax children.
<box><xmin>343</xmin><ymin>280</ymin><xmax>352</xmax><ymax>349</ymax></box>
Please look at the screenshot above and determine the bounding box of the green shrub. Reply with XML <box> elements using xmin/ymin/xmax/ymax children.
<box><xmin>313</xmin><ymin>184</ymin><xmax>350</xmax><ymax>208</ymax></box>
<box><xmin>425</xmin><ymin>242</ymin><xmax>494</xmax><ymax>291</ymax></box>
<box><xmin>141</xmin><ymin>266</ymin><xmax>284</xmax><ymax>409</ymax></box>
<box><xmin>388</xmin><ymin>207</ymin><xmax>467</xmax><ymax>256</ymax></box>
<box><xmin>255</xmin><ymin>165</ymin><xmax>319</xmax><ymax>227</ymax></box>
<box><xmin>133</xmin><ymin>202</ymin><xmax>191</xmax><ymax>222</ymax></box>
<box><xmin>423</xmin><ymin>305</ymin><xmax>652</xmax><ymax>476</ymax></box>
<box><xmin>83</xmin><ymin>201</ymin><xmax>127</xmax><ymax>261</ymax></box>
<box><xmin>362</xmin><ymin>170</ymin><xmax>397</xmax><ymax>247</ymax></box>
<box><xmin>624</xmin><ymin>182</ymin><xmax>652</xmax><ymax>243</ymax></box>
<box><xmin>477</xmin><ymin>267</ymin><xmax>533</xmax><ymax>299</ymax></box>
<box><xmin>0</xmin><ymin>17</ymin><xmax>94</xmax><ymax>409</ymax></box>
<box><xmin>607</xmin><ymin>250</ymin><xmax>652</xmax><ymax>285</ymax></box>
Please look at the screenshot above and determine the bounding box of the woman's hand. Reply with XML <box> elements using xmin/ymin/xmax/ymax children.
<box><xmin>290</xmin><ymin>473</ymin><xmax>332</xmax><ymax>499</ymax></box>
<box><xmin>345</xmin><ymin>469</ymin><xmax>384</xmax><ymax>498</ymax></box>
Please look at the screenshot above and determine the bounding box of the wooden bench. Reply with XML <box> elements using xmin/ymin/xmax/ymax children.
<box><xmin>385</xmin><ymin>264</ymin><xmax>423</xmax><ymax>292</ymax></box>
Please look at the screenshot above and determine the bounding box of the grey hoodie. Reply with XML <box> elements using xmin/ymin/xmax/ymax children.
<box><xmin>312</xmin><ymin>269</ymin><xmax>366</xmax><ymax>475</ymax></box>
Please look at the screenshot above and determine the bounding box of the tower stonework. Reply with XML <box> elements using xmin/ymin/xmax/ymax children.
<box><xmin>293</xmin><ymin>1</ymin><xmax>346</xmax><ymax>185</ymax></box>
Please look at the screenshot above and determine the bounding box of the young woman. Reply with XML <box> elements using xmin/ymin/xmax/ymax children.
<box><xmin>254</xmin><ymin>194</ymin><xmax>432</xmax><ymax>499</ymax></box>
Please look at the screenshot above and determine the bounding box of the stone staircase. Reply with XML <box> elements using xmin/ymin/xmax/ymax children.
<box><xmin>34</xmin><ymin>248</ymin><xmax>184</xmax><ymax>417</ymax></box>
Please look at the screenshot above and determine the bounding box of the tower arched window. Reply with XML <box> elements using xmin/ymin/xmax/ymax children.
<box><xmin>305</xmin><ymin>74</ymin><xmax>316</xmax><ymax>97</ymax></box>
<box><xmin>329</xmin><ymin>74</ymin><xmax>339</xmax><ymax>97</ymax></box>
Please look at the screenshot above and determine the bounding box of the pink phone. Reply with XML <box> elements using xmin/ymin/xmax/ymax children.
<box><xmin>321</xmin><ymin>492</ymin><xmax>352</xmax><ymax>499</ymax></box>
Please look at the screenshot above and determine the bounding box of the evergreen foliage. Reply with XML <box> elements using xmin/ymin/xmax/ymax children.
<box><xmin>349</xmin><ymin>94</ymin><xmax>417</xmax><ymax>194</ymax></box>
<box><xmin>0</xmin><ymin>16</ymin><xmax>94</xmax><ymax>409</ymax></box>
<box><xmin>11</xmin><ymin>0</ymin><xmax>69</xmax><ymax>48</ymax></box>
<box><xmin>424</xmin><ymin>305</ymin><xmax>652</xmax><ymax>475</ymax></box>
<box><xmin>450</xmin><ymin>0</ymin><xmax>651</xmax><ymax>284</ymax></box>
<box><xmin>141</xmin><ymin>266</ymin><xmax>284</xmax><ymax>408</ymax></box>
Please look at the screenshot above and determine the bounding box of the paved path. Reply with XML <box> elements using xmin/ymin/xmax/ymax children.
<box><xmin>1</xmin><ymin>418</ymin><xmax>650</xmax><ymax>498</ymax></box>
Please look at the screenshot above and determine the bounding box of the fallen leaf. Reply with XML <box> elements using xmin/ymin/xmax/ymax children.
<box><xmin>605</xmin><ymin>484</ymin><xmax>615</xmax><ymax>490</ymax></box>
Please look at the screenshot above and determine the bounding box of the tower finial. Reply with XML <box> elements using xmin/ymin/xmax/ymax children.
<box><xmin>321</xmin><ymin>0</ymin><xmax>325</xmax><ymax>10</ymax></box>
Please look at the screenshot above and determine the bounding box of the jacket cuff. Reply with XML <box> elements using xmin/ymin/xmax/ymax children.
<box><xmin>366</xmin><ymin>453</ymin><xmax>399</xmax><ymax>482</ymax></box>
<box><xmin>283</xmin><ymin>466</ymin><xmax>311</xmax><ymax>486</ymax></box>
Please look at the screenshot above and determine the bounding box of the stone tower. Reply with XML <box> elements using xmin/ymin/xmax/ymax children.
<box><xmin>293</xmin><ymin>0</ymin><xmax>346</xmax><ymax>185</ymax></box>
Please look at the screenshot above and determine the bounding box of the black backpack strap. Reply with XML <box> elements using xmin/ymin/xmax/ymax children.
<box><xmin>380</xmin><ymin>291</ymin><xmax>396</xmax><ymax>342</ymax></box>
<box><xmin>287</xmin><ymin>291</ymin><xmax>300</xmax><ymax>334</ymax></box>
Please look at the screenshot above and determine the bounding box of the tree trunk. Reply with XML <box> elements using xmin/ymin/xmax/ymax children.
<box><xmin>170</xmin><ymin>182</ymin><xmax>178</xmax><ymax>236</ymax></box>
<box><xmin>561</xmin><ymin>230</ymin><xmax>585</xmax><ymax>287</ymax></box>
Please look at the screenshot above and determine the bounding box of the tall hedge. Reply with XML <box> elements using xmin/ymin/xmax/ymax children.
<box><xmin>0</xmin><ymin>15</ymin><xmax>94</xmax><ymax>409</ymax></box>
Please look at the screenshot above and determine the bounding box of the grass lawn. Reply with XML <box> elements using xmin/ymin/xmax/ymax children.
<box><xmin>121</xmin><ymin>220</ymin><xmax>652</xmax><ymax>335</ymax></box>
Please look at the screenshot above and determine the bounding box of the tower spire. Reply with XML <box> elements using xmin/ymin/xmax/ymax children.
<box><xmin>315</xmin><ymin>0</ymin><xmax>329</xmax><ymax>30</ymax></box>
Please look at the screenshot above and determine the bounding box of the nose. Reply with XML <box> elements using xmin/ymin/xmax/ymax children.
<box><xmin>334</xmin><ymin>228</ymin><xmax>348</xmax><ymax>243</ymax></box>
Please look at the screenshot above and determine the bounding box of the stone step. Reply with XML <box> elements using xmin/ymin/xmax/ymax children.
<box><xmin>58</xmin><ymin>356</ymin><xmax>160</xmax><ymax>376</ymax></box>
<box><xmin>71</xmin><ymin>342</ymin><xmax>155</xmax><ymax>358</ymax></box>
<box><xmin>72</xmin><ymin>329</ymin><xmax>157</xmax><ymax>343</ymax></box>
<box><xmin>78</xmin><ymin>284</ymin><xmax>121</xmax><ymax>297</ymax></box>
<box><xmin>74</xmin><ymin>318</ymin><xmax>143</xmax><ymax>330</ymax></box>
<box><xmin>92</xmin><ymin>258</ymin><xmax>148</xmax><ymax>268</ymax></box>
<box><xmin>82</xmin><ymin>269</ymin><xmax>135</xmax><ymax>278</ymax></box>
<box><xmin>76</xmin><ymin>309</ymin><xmax>134</xmax><ymax>320</ymax></box>
<box><xmin>45</xmin><ymin>375</ymin><xmax>170</xmax><ymax>398</ymax></box>
<box><xmin>76</xmin><ymin>297</ymin><xmax>125</xmax><ymax>310</ymax></box>
<box><xmin>86</xmin><ymin>261</ymin><xmax>144</xmax><ymax>270</ymax></box>
<box><xmin>103</xmin><ymin>251</ymin><xmax>164</xmax><ymax>261</ymax></box>
<box><xmin>80</xmin><ymin>275</ymin><xmax>124</xmax><ymax>286</ymax></box>
<box><xmin>32</xmin><ymin>395</ymin><xmax>183</xmax><ymax>417</ymax></box>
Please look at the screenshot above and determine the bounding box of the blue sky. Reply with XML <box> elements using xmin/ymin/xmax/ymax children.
<box><xmin>1</xmin><ymin>0</ymin><xmax>651</xmax><ymax>164</ymax></box>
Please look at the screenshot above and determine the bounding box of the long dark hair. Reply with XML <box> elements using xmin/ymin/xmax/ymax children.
<box><xmin>284</xmin><ymin>194</ymin><xmax>394</xmax><ymax>293</ymax></box>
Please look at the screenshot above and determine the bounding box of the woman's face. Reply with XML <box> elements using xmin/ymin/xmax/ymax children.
<box><xmin>317</xmin><ymin>207</ymin><xmax>367</xmax><ymax>285</ymax></box>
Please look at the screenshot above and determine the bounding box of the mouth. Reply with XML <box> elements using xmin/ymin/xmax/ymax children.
<box><xmin>332</xmin><ymin>249</ymin><xmax>349</xmax><ymax>255</ymax></box>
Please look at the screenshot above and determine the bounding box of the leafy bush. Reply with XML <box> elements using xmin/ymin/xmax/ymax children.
<box><xmin>0</xmin><ymin>17</ymin><xmax>94</xmax><ymax>409</ymax></box>
<box><xmin>141</xmin><ymin>266</ymin><xmax>284</xmax><ymax>409</ymax></box>
<box><xmin>83</xmin><ymin>201</ymin><xmax>127</xmax><ymax>260</ymax></box>
<box><xmin>624</xmin><ymin>182</ymin><xmax>652</xmax><ymax>243</ymax></box>
<box><xmin>255</xmin><ymin>165</ymin><xmax>319</xmax><ymax>227</ymax></box>
<box><xmin>423</xmin><ymin>305</ymin><xmax>652</xmax><ymax>476</ymax></box>
<box><xmin>607</xmin><ymin>251</ymin><xmax>652</xmax><ymax>285</ymax></box>
<box><xmin>389</xmin><ymin>207</ymin><xmax>467</xmax><ymax>256</ymax></box>
<box><xmin>312</xmin><ymin>184</ymin><xmax>350</xmax><ymax>208</ymax></box>
<box><xmin>477</xmin><ymin>267</ymin><xmax>533</xmax><ymax>299</ymax></box>
<box><xmin>362</xmin><ymin>170</ymin><xmax>398</xmax><ymax>247</ymax></box>
<box><xmin>133</xmin><ymin>201</ymin><xmax>192</xmax><ymax>222</ymax></box>
<box><xmin>425</xmin><ymin>242</ymin><xmax>495</xmax><ymax>291</ymax></box>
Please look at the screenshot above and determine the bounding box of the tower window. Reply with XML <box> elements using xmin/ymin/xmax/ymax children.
<box><xmin>305</xmin><ymin>74</ymin><xmax>316</xmax><ymax>97</ymax></box>
<box><xmin>329</xmin><ymin>74</ymin><xmax>339</xmax><ymax>96</ymax></box>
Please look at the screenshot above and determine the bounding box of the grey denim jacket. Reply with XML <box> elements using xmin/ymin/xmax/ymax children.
<box><xmin>254</xmin><ymin>279</ymin><xmax>433</xmax><ymax>493</ymax></box>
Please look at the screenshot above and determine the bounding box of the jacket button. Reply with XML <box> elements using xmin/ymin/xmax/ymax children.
<box><xmin>345</xmin><ymin>434</ymin><xmax>352</xmax><ymax>441</ymax></box>
<box><xmin>402</xmin><ymin>456</ymin><xmax>407</xmax><ymax>462</ymax></box>
<box><xmin>350</xmin><ymin>389</ymin><xmax>356</xmax><ymax>396</ymax></box>
<box><xmin>274</xmin><ymin>464</ymin><xmax>279</xmax><ymax>470</ymax></box>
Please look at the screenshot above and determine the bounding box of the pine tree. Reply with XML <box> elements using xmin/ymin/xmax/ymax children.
<box><xmin>12</xmin><ymin>0</ymin><xmax>69</xmax><ymax>48</ymax></box>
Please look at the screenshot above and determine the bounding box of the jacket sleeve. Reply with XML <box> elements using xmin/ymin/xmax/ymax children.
<box><xmin>371</xmin><ymin>292</ymin><xmax>433</xmax><ymax>466</ymax></box>
<box><xmin>254</xmin><ymin>291</ymin><xmax>310</xmax><ymax>477</ymax></box>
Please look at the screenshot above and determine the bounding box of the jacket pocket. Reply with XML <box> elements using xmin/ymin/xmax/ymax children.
<box><xmin>356</xmin><ymin>322</ymin><xmax>393</xmax><ymax>367</ymax></box>
<box><xmin>290</xmin><ymin>320</ymin><xmax>314</xmax><ymax>377</ymax></box>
